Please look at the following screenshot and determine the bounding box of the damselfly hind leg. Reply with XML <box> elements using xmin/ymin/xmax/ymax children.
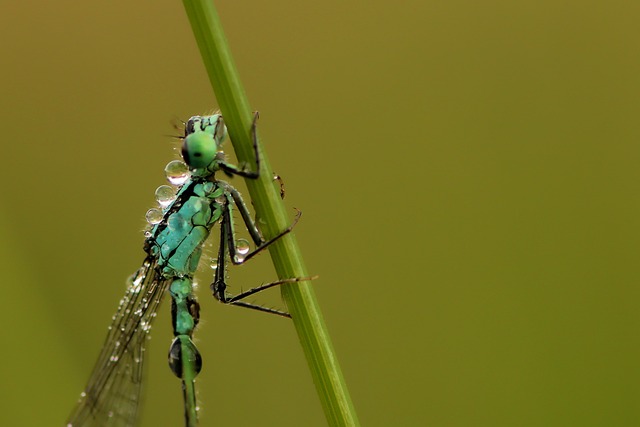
<box><xmin>211</xmin><ymin>198</ymin><xmax>312</xmax><ymax>317</ymax></box>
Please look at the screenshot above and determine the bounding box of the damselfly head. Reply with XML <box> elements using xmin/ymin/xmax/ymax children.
<box><xmin>182</xmin><ymin>114</ymin><xmax>227</xmax><ymax>171</ymax></box>
<box><xmin>182</xmin><ymin>132</ymin><xmax>219</xmax><ymax>170</ymax></box>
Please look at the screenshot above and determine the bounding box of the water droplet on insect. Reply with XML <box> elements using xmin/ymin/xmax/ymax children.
<box><xmin>210</xmin><ymin>261</ymin><xmax>217</xmax><ymax>271</ymax></box>
<box><xmin>165</xmin><ymin>160</ymin><xmax>190</xmax><ymax>185</ymax></box>
<box><xmin>145</xmin><ymin>208</ymin><xmax>163</xmax><ymax>224</ymax></box>
<box><xmin>155</xmin><ymin>185</ymin><xmax>177</xmax><ymax>207</ymax></box>
<box><xmin>235</xmin><ymin>239</ymin><xmax>250</xmax><ymax>262</ymax></box>
<box><xmin>236</xmin><ymin>239</ymin><xmax>250</xmax><ymax>255</ymax></box>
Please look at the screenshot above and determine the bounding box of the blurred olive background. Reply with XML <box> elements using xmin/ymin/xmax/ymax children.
<box><xmin>1</xmin><ymin>1</ymin><xmax>639</xmax><ymax>426</ymax></box>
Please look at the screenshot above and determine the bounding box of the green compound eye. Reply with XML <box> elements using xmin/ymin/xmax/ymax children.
<box><xmin>181</xmin><ymin>132</ymin><xmax>218</xmax><ymax>169</ymax></box>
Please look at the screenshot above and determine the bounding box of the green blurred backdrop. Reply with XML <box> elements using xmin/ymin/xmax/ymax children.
<box><xmin>1</xmin><ymin>1</ymin><xmax>638</xmax><ymax>426</ymax></box>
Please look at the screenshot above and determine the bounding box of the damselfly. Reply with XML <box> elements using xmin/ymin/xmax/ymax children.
<box><xmin>67</xmin><ymin>113</ymin><xmax>304</xmax><ymax>427</ymax></box>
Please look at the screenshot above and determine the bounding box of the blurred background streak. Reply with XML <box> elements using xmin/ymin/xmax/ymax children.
<box><xmin>0</xmin><ymin>1</ymin><xmax>638</xmax><ymax>426</ymax></box>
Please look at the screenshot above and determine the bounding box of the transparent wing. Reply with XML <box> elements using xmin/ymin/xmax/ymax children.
<box><xmin>67</xmin><ymin>258</ymin><xmax>168</xmax><ymax>427</ymax></box>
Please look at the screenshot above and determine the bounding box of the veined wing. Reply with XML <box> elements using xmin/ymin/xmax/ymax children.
<box><xmin>67</xmin><ymin>258</ymin><xmax>168</xmax><ymax>427</ymax></box>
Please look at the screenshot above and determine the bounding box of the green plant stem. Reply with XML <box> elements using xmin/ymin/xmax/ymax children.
<box><xmin>181</xmin><ymin>1</ymin><xmax>360</xmax><ymax>426</ymax></box>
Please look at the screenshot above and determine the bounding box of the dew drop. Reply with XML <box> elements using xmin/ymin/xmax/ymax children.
<box><xmin>155</xmin><ymin>185</ymin><xmax>177</xmax><ymax>207</ymax></box>
<box><xmin>145</xmin><ymin>208</ymin><xmax>163</xmax><ymax>225</ymax></box>
<box><xmin>236</xmin><ymin>239</ymin><xmax>250</xmax><ymax>261</ymax></box>
<box><xmin>165</xmin><ymin>160</ymin><xmax>190</xmax><ymax>185</ymax></box>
